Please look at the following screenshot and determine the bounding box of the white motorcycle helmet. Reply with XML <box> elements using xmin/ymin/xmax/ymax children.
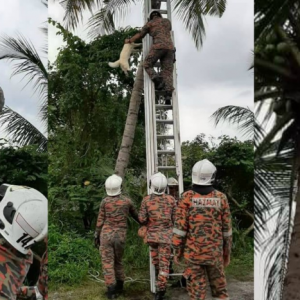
<box><xmin>105</xmin><ymin>175</ymin><xmax>122</xmax><ymax>196</ymax></box>
<box><xmin>0</xmin><ymin>184</ymin><xmax>48</xmax><ymax>254</ymax></box>
<box><xmin>150</xmin><ymin>172</ymin><xmax>167</xmax><ymax>195</ymax></box>
<box><xmin>192</xmin><ymin>159</ymin><xmax>217</xmax><ymax>185</ymax></box>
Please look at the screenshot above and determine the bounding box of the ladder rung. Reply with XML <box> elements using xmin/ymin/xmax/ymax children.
<box><xmin>158</xmin><ymin>150</ymin><xmax>175</xmax><ymax>155</ymax></box>
<box><xmin>156</xmin><ymin>119</ymin><xmax>173</xmax><ymax>124</ymax></box>
<box><xmin>156</xmin><ymin>105</ymin><xmax>173</xmax><ymax>109</ymax></box>
<box><xmin>158</xmin><ymin>166</ymin><xmax>176</xmax><ymax>170</ymax></box>
<box><xmin>157</xmin><ymin>135</ymin><xmax>174</xmax><ymax>139</ymax></box>
<box><xmin>158</xmin><ymin>10</ymin><xmax>168</xmax><ymax>14</ymax></box>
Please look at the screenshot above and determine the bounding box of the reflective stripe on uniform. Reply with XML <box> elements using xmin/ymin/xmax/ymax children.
<box><xmin>173</xmin><ymin>228</ymin><xmax>187</xmax><ymax>237</ymax></box>
<box><xmin>223</xmin><ymin>229</ymin><xmax>232</xmax><ymax>237</ymax></box>
<box><xmin>159</xmin><ymin>271</ymin><xmax>169</xmax><ymax>277</ymax></box>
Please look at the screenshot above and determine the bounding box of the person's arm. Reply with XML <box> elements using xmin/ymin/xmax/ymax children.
<box><xmin>37</xmin><ymin>251</ymin><xmax>48</xmax><ymax>299</ymax></box>
<box><xmin>95</xmin><ymin>200</ymin><xmax>106</xmax><ymax>234</ymax></box>
<box><xmin>125</xmin><ymin>23</ymin><xmax>149</xmax><ymax>43</ymax></box>
<box><xmin>94</xmin><ymin>200</ymin><xmax>106</xmax><ymax>247</ymax></box>
<box><xmin>138</xmin><ymin>198</ymin><xmax>148</xmax><ymax>225</ymax></box>
<box><xmin>172</xmin><ymin>192</ymin><xmax>189</xmax><ymax>259</ymax></box>
<box><xmin>222</xmin><ymin>195</ymin><xmax>232</xmax><ymax>266</ymax></box>
<box><xmin>129</xmin><ymin>199</ymin><xmax>140</xmax><ymax>224</ymax></box>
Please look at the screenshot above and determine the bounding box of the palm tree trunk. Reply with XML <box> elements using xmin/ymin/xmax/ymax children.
<box><xmin>0</xmin><ymin>87</ymin><xmax>4</xmax><ymax>113</ymax></box>
<box><xmin>283</xmin><ymin>143</ymin><xmax>300</xmax><ymax>300</ymax></box>
<box><xmin>114</xmin><ymin>63</ymin><xmax>144</xmax><ymax>178</ymax></box>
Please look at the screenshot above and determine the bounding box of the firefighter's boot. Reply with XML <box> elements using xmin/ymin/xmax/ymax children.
<box><xmin>154</xmin><ymin>291</ymin><xmax>166</xmax><ymax>300</ymax></box>
<box><xmin>116</xmin><ymin>280</ymin><xmax>124</xmax><ymax>294</ymax></box>
<box><xmin>107</xmin><ymin>285</ymin><xmax>118</xmax><ymax>299</ymax></box>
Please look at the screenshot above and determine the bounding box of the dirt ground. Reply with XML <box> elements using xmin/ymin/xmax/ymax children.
<box><xmin>49</xmin><ymin>275</ymin><xmax>254</xmax><ymax>300</ymax></box>
<box><xmin>169</xmin><ymin>278</ymin><xmax>254</xmax><ymax>300</ymax></box>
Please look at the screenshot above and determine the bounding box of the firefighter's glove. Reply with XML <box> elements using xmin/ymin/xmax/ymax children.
<box><xmin>94</xmin><ymin>232</ymin><xmax>100</xmax><ymax>248</ymax></box>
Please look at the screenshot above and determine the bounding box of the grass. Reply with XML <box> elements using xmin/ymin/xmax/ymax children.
<box><xmin>49</xmin><ymin>252</ymin><xmax>254</xmax><ymax>300</ymax></box>
<box><xmin>226</xmin><ymin>251</ymin><xmax>254</xmax><ymax>281</ymax></box>
<box><xmin>49</xmin><ymin>275</ymin><xmax>153</xmax><ymax>300</ymax></box>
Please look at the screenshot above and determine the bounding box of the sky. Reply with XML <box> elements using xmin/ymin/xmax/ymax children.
<box><xmin>49</xmin><ymin>0</ymin><xmax>254</xmax><ymax>143</ymax></box>
<box><xmin>0</xmin><ymin>0</ymin><xmax>47</xmax><ymax>138</ymax></box>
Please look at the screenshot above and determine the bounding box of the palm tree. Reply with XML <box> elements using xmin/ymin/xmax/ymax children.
<box><xmin>255</xmin><ymin>1</ymin><xmax>300</xmax><ymax>299</ymax></box>
<box><xmin>0</xmin><ymin>1</ymin><xmax>48</xmax><ymax>151</ymax></box>
<box><xmin>55</xmin><ymin>0</ymin><xmax>227</xmax><ymax>177</ymax></box>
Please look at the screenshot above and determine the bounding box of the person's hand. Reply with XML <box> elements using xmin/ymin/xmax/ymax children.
<box><xmin>125</xmin><ymin>39</ymin><xmax>131</xmax><ymax>44</ymax></box>
<box><xmin>223</xmin><ymin>254</ymin><xmax>230</xmax><ymax>267</ymax></box>
<box><xmin>94</xmin><ymin>232</ymin><xmax>100</xmax><ymax>249</ymax></box>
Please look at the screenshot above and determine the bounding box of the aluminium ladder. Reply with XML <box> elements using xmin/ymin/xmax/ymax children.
<box><xmin>142</xmin><ymin>0</ymin><xmax>184</xmax><ymax>293</ymax></box>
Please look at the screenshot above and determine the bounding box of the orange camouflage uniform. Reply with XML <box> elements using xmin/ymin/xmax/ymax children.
<box><xmin>17</xmin><ymin>250</ymin><xmax>48</xmax><ymax>300</ymax></box>
<box><xmin>96</xmin><ymin>195</ymin><xmax>139</xmax><ymax>287</ymax></box>
<box><xmin>140</xmin><ymin>17</ymin><xmax>175</xmax><ymax>93</ymax></box>
<box><xmin>139</xmin><ymin>194</ymin><xmax>176</xmax><ymax>291</ymax></box>
<box><xmin>0</xmin><ymin>238</ymin><xmax>33</xmax><ymax>300</ymax></box>
<box><xmin>172</xmin><ymin>190</ymin><xmax>232</xmax><ymax>300</ymax></box>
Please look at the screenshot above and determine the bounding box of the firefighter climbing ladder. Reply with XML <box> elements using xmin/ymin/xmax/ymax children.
<box><xmin>142</xmin><ymin>0</ymin><xmax>184</xmax><ymax>293</ymax></box>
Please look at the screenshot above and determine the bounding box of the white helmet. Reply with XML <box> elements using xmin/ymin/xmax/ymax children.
<box><xmin>167</xmin><ymin>177</ymin><xmax>178</xmax><ymax>186</ymax></box>
<box><xmin>105</xmin><ymin>175</ymin><xmax>122</xmax><ymax>196</ymax></box>
<box><xmin>150</xmin><ymin>172</ymin><xmax>167</xmax><ymax>195</ymax></box>
<box><xmin>0</xmin><ymin>184</ymin><xmax>48</xmax><ymax>254</ymax></box>
<box><xmin>192</xmin><ymin>159</ymin><xmax>217</xmax><ymax>185</ymax></box>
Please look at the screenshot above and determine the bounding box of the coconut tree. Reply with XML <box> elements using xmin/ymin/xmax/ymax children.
<box><xmin>55</xmin><ymin>0</ymin><xmax>227</xmax><ymax>177</ymax></box>
<box><xmin>0</xmin><ymin>0</ymin><xmax>48</xmax><ymax>151</ymax></box>
<box><xmin>255</xmin><ymin>1</ymin><xmax>300</xmax><ymax>299</ymax></box>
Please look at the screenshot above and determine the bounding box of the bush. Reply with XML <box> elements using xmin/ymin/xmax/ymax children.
<box><xmin>48</xmin><ymin>223</ymin><xmax>101</xmax><ymax>285</ymax></box>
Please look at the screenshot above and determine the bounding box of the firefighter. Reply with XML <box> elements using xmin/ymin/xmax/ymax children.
<box><xmin>94</xmin><ymin>175</ymin><xmax>140</xmax><ymax>299</ymax></box>
<box><xmin>167</xmin><ymin>177</ymin><xmax>179</xmax><ymax>203</ymax></box>
<box><xmin>0</xmin><ymin>184</ymin><xmax>48</xmax><ymax>300</ymax></box>
<box><xmin>172</xmin><ymin>159</ymin><xmax>232</xmax><ymax>300</ymax></box>
<box><xmin>125</xmin><ymin>10</ymin><xmax>175</xmax><ymax>105</ymax></box>
<box><xmin>139</xmin><ymin>172</ymin><xmax>176</xmax><ymax>300</ymax></box>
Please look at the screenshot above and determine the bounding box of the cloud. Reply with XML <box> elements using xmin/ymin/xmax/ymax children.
<box><xmin>49</xmin><ymin>0</ymin><xmax>253</xmax><ymax>142</ymax></box>
<box><xmin>0</xmin><ymin>0</ymin><xmax>47</xmax><ymax>136</ymax></box>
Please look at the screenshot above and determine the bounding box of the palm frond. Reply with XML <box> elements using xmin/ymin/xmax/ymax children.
<box><xmin>0</xmin><ymin>106</ymin><xmax>47</xmax><ymax>152</ymax></box>
<box><xmin>172</xmin><ymin>0</ymin><xmax>226</xmax><ymax>49</ymax></box>
<box><xmin>0</xmin><ymin>87</ymin><xmax>4</xmax><ymax>112</ymax></box>
<box><xmin>254</xmin><ymin>138</ymin><xmax>295</xmax><ymax>299</ymax></box>
<box><xmin>172</xmin><ymin>0</ymin><xmax>205</xmax><ymax>49</ymax></box>
<box><xmin>87</xmin><ymin>0</ymin><xmax>134</xmax><ymax>38</ymax></box>
<box><xmin>255</xmin><ymin>0</ymin><xmax>297</xmax><ymax>41</ymax></box>
<box><xmin>211</xmin><ymin>105</ymin><xmax>254</xmax><ymax>138</ymax></box>
<box><xmin>0</xmin><ymin>34</ymin><xmax>48</xmax><ymax>123</ymax></box>
<box><xmin>58</xmin><ymin>0</ymin><xmax>102</xmax><ymax>30</ymax></box>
